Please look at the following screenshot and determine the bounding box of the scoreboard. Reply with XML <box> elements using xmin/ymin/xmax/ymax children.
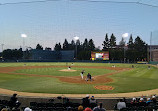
<box><xmin>91</xmin><ymin>51</ymin><xmax>109</xmax><ymax>60</ymax></box>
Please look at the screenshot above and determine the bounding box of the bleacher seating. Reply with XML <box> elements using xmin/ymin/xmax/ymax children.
<box><xmin>0</xmin><ymin>95</ymin><xmax>158</xmax><ymax>111</ymax></box>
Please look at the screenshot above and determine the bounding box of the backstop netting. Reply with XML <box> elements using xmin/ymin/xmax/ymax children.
<box><xmin>151</xmin><ymin>31</ymin><xmax>158</xmax><ymax>45</ymax></box>
<box><xmin>150</xmin><ymin>30</ymin><xmax>158</xmax><ymax>64</ymax></box>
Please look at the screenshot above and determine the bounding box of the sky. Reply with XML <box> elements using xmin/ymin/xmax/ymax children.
<box><xmin>0</xmin><ymin>0</ymin><xmax>158</xmax><ymax>52</ymax></box>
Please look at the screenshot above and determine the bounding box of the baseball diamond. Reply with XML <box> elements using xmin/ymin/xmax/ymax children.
<box><xmin>0</xmin><ymin>62</ymin><xmax>157</xmax><ymax>97</ymax></box>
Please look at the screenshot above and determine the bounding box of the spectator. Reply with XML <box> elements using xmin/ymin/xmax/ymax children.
<box><xmin>24</xmin><ymin>107</ymin><xmax>32</xmax><ymax>111</ymax></box>
<box><xmin>84</xmin><ymin>107</ymin><xmax>92</xmax><ymax>111</ymax></box>
<box><xmin>117</xmin><ymin>99</ymin><xmax>126</xmax><ymax>110</ymax></box>
<box><xmin>151</xmin><ymin>95</ymin><xmax>157</xmax><ymax>105</ymax></box>
<box><xmin>67</xmin><ymin>106</ymin><xmax>73</xmax><ymax>111</ymax></box>
<box><xmin>93</xmin><ymin>102</ymin><xmax>106</xmax><ymax>111</ymax></box>
<box><xmin>78</xmin><ymin>105</ymin><xmax>84</xmax><ymax>111</ymax></box>
<box><xmin>1</xmin><ymin>108</ymin><xmax>9</xmax><ymax>111</ymax></box>
<box><xmin>90</xmin><ymin>96</ymin><xmax>97</xmax><ymax>104</ymax></box>
<box><xmin>139</xmin><ymin>98</ymin><xmax>144</xmax><ymax>102</ymax></box>
<box><xmin>9</xmin><ymin>93</ymin><xmax>21</xmax><ymax>109</ymax></box>
<box><xmin>146</xmin><ymin>98</ymin><xmax>151</xmax><ymax>105</ymax></box>
<box><xmin>89</xmin><ymin>96</ymin><xmax>97</xmax><ymax>109</ymax></box>
<box><xmin>82</xmin><ymin>95</ymin><xmax>90</xmax><ymax>108</ymax></box>
<box><xmin>131</xmin><ymin>98</ymin><xmax>137</xmax><ymax>103</ymax></box>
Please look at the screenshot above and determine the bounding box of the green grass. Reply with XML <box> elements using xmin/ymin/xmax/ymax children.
<box><xmin>0</xmin><ymin>62</ymin><xmax>157</xmax><ymax>94</ymax></box>
<box><xmin>14</xmin><ymin>67</ymin><xmax>114</xmax><ymax>76</ymax></box>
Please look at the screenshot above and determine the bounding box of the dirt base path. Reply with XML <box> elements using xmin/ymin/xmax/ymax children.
<box><xmin>0</xmin><ymin>88</ymin><xmax>158</xmax><ymax>98</ymax></box>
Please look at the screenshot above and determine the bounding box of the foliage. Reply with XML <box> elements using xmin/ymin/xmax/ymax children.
<box><xmin>119</xmin><ymin>37</ymin><xmax>125</xmax><ymax>47</ymax></box>
<box><xmin>36</xmin><ymin>44</ymin><xmax>43</xmax><ymax>50</ymax></box>
<box><xmin>63</xmin><ymin>39</ymin><xmax>69</xmax><ymax>50</ymax></box>
<box><xmin>2</xmin><ymin>33</ymin><xmax>148</xmax><ymax>62</ymax></box>
<box><xmin>88</xmin><ymin>39</ymin><xmax>95</xmax><ymax>51</ymax></box>
<box><xmin>102</xmin><ymin>33</ymin><xmax>109</xmax><ymax>50</ymax></box>
<box><xmin>3</xmin><ymin>48</ymin><xmax>23</xmax><ymax>60</ymax></box>
<box><xmin>54</xmin><ymin>42</ymin><xmax>61</xmax><ymax>51</ymax></box>
<box><xmin>127</xmin><ymin>34</ymin><xmax>134</xmax><ymax>49</ymax></box>
<box><xmin>109</xmin><ymin>33</ymin><xmax>116</xmax><ymax>48</ymax></box>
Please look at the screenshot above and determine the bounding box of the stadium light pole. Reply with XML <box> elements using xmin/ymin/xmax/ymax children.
<box><xmin>74</xmin><ymin>36</ymin><xmax>79</xmax><ymax>60</ymax></box>
<box><xmin>1</xmin><ymin>44</ymin><xmax>4</xmax><ymax>53</ymax></box>
<box><xmin>122</xmin><ymin>33</ymin><xmax>129</xmax><ymax>63</ymax></box>
<box><xmin>21</xmin><ymin>34</ymin><xmax>27</xmax><ymax>59</ymax></box>
<box><xmin>150</xmin><ymin>32</ymin><xmax>152</xmax><ymax>62</ymax></box>
<box><xmin>1</xmin><ymin>44</ymin><xmax>4</xmax><ymax>61</ymax></box>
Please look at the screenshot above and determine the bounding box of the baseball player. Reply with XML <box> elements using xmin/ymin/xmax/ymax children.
<box><xmin>68</xmin><ymin>66</ymin><xmax>71</xmax><ymax>70</ymax></box>
<box><xmin>80</xmin><ymin>70</ymin><xmax>85</xmax><ymax>79</ymax></box>
<box><xmin>86</xmin><ymin>73</ymin><xmax>92</xmax><ymax>81</ymax></box>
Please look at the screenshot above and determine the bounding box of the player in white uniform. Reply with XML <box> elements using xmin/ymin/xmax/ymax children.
<box><xmin>68</xmin><ymin>66</ymin><xmax>71</xmax><ymax>70</ymax></box>
<box><xmin>80</xmin><ymin>70</ymin><xmax>85</xmax><ymax>79</ymax></box>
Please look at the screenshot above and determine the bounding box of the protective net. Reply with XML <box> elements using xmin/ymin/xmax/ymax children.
<box><xmin>151</xmin><ymin>30</ymin><xmax>158</xmax><ymax>45</ymax></box>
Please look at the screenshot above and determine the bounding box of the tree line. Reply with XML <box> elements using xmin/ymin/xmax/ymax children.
<box><xmin>54</xmin><ymin>33</ymin><xmax>147</xmax><ymax>62</ymax></box>
<box><xmin>1</xmin><ymin>33</ymin><xmax>148</xmax><ymax>62</ymax></box>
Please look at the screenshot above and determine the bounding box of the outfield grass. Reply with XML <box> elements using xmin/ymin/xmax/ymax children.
<box><xmin>0</xmin><ymin>62</ymin><xmax>157</xmax><ymax>94</ymax></box>
<box><xmin>15</xmin><ymin>67</ymin><xmax>114</xmax><ymax>76</ymax></box>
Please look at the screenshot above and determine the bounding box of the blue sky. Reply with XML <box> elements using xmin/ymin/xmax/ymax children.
<box><xmin>0</xmin><ymin>0</ymin><xmax>158</xmax><ymax>51</ymax></box>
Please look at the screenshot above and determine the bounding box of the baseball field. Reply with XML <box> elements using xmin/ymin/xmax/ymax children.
<box><xmin>0</xmin><ymin>62</ymin><xmax>157</xmax><ymax>96</ymax></box>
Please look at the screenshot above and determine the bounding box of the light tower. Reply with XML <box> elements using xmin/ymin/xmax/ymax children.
<box><xmin>21</xmin><ymin>34</ymin><xmax>27</xmax><ymax>59</ymax></box>
<box><xmin>122</xmin><ymin>33</ymin><xmax>129</xmax><ymax>63</ymax></box>
<box><xmin>73</xmin><ymin>36</ymin><xmax>79</xmax><ymax>59</ymax></box>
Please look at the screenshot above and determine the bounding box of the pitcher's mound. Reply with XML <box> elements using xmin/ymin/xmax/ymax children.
<box><xmin>59</xmin><ymin>69</ymin><xmax>77</xmax><ymax>72</ymax></box>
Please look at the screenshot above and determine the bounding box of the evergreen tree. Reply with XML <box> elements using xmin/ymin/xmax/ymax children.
<box><xmin>88</xmin><ymin>39</ymin><xmax>95</xmax><ymax>51</ymax></box>
<box><xmin>82</xmin><ymin>38</ymin><xmax>89</xmax><ymax>51</ymax></box>
<box><xmin>36</xmin><ymin>44</ymin><xmax>43</xmax><ymax>50</ymax></box>
<box><xmin>128</xmin><ymin>34</ymin><xmax>134</xmax><ymax>49</ymax></box>
<box><xmin>69</xmin><ymin>40</ymin><xmax>75</xmax><ymax>50</ymax></box>
<box><xmin>102</xmin><ymin>33</ymin><xmax>109</xmax><ymax>50</ymax></box>
<box><xmin>54</xmin><ymin>42</ymin><xmax>61</xmax><ymax>51</ymax></box>
<box><xmin>134</xmin><ymin>36</ymin><xmax>147</xmax><ymax>61</ymax></box>
<box><xmin>119</xmin><ymin>37</ymin><xmax>125</xmax><ymax>47</ymax></box>
<box><xmin>109</xmin><ymin>33</ymin><xmax>116</xmax><ymax>48</ymax></box>
<box><xmin>63</xmin><ymin>39</ymin><xmax>69</xmax><ymax>50</ymax></box>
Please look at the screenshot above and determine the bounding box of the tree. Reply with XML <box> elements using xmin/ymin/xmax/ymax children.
<box><xmin>63</xmin><ymin>39</ymin><xmax>69</xmax><ymax>50</ymax></box>
<box><xmin>133</xmin><ymin>36</ymin><xmax>147</xmax><ymax>61</ymax></box>
<box><xmin>88</xmin><ymin>39</ymin><xmax>95</xmax><ymax>51</ymax></box>
<box><xmin>109</xmin><ymin>33</ymin><xmax>116</xmax><ymax>48</ymax></box>
<box><xmin>119</xmin><ymin>37</ymin><xmax>125</xmax><ymax>48</ymax></box>
<box><xmin>2</xmin><ymin>48</ymin><xmax>23</xmax><ymax>60</ymax></box>
<box><xmin>3</xmin><ymin>49</ymin><xmax>13</xmax><ymax>59</ymax></box>
<box><xmin>77</xmin><ymin>50</ymin><xmax>91</xmax><ymax>60</ymax></box>
<box><xmin>54</xmin><ymin>42</ymin><xmax>61</xmax><ymax>51</ymax></box>
<box><xmin>82</xmin><ymin>38</ymin><xmax>89</xmax><ymax>51</ymax></box>
<box><xmin>36</xmin><ymin>44</ymin><xmax>43</xmax><ymax>50</ymax></box>
<box><xmin>128</xmin><ymin>34</ymin><xmax>134</xmax><ymax>49</ymax></box>
<box><xmin>102</xmin><ymin>33</ymin><xmax>109</xmax><ymax>50</ymax></box>
<box><xmin>69</xmin><ymin>40</ymin><xmax>75</xmax><ymax>50</ymax></box>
